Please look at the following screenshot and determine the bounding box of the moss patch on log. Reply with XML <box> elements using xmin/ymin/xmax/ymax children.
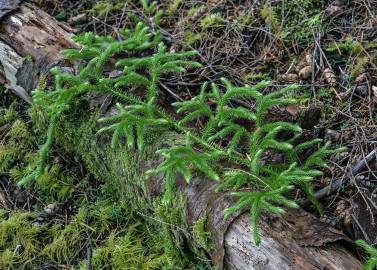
<box><xmin>0</xmin><ymin>94</ymin><xmax>213</xmax><ymax>269</ymax></box>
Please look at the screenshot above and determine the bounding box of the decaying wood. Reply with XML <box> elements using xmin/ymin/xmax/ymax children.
<box><xmin>0</xmin><ymin>3</ymin><xmax>363</xmax><ymax>269</ymax></box>
<box><xmin>225</xmin><ymin>213</ymin><xmax>362</xmax><ymax>270</ymax></box>
<box><xmin>0</xmin><ymin>2</ymin><xmax>78</xmax><ymax>103</ymax></box>
<box><xmin>0</xmin><ymin>0</ymin><xmax>21</xmax><ymax>19</ymax></box>
<box><xmin>171</xmin><ymin>175</ymin><xmax>362</xmax><ymax>269</ymax></box>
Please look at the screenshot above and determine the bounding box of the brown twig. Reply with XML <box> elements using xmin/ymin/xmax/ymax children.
<box><xmin>301</xmin><ymin>149</ymin><xmax>377</xmax><ymax>207</ymax></box>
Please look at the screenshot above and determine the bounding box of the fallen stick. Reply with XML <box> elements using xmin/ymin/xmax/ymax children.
<box><xmin>313</xmin><ymin>149</ymin><xmax>377</xmax><ymax>201</ymax></box>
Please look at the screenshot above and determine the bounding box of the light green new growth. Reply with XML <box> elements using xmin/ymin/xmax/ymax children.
<box><xmin>193</xmin><ymin>215</ymin><xmax>213</xmax><ymax>252</ymax></box>
<box><xmin>27</xmin><ymin>20</ymin><xmax>345</xmax><ymax>245</ymax></box>
<box><xmin>356</xmin><ymin>240</ymin><xmax>377</xmax><ymax>270</ymax></box>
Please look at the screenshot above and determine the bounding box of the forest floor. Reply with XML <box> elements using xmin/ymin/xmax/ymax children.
<box><xmin>1</xmin><ymin>0</ymin><xmax>377</xmax><ymax>269</ymax></box>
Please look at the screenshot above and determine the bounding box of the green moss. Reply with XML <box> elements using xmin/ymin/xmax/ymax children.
<box><xmin>0</xmin><ymin>10</ymin><xmax>212</xmax><ymax>270</ymax></box>
<box><xmin>350</xmin><ymin>56</ymin><xmax>369</xmax><ymax>79</ymax></box>
<box><xmin>36</xmin><ymin>164</ymin><xmax>81</xmax><ymax>200</ymax></box>
<box><xmin>9</xmin><ymin>119</ymin><xmax>30</xmax><ymax>140</ymax></box>
<box><xmin>244</xmin><ymin>73</ymin><xmax>271</xmax><ymax>82</ymax></box>
<box><xmin>0</xmin><ymin>194</ymin><xmax>184</xmax><ymax>269</ymax></box>
<box><xmin>261</xmin><ymin>2</ymin><xmax>279</xmax><ymax>30</ymax></box>
<box><xmin>187</xmin><ymin>6</ymin><xmax>201</xmax><ymax>18</ymax></box>
<box><xmin>90</xmin><ymin>1</ymin><xmax>125</xmax><ymax>18</ymax></box>
<box><xmin>200</xmin><ymin>13</ymin><xmax>224</xmax><ymax>28</ymax></box>
<box><xmin>42</xmin><ymin>223</ymin><xmax>82</xmax><ymax>264</ymax></box>
<box><xmin>0</xmin><ymin>103</ymin><xmax>38</xmax><ymax>178</ymax></box>
<box><xmin>326</xmin><ymin>37</ymin><xmax>362</xmax><ymax>56</ymax></box>
<box><xmin>0</xmin><ymin>211</ymin><xmax>44</xmax><ymax>269</ymax></box>
<box><xmin>28</xmin><ymin>106</ymin><xmax>50</xmax><ymax>136</ymax></box>
<box><xmin>184</xmin><ymin>31</ymin><xmax>203</xmax><ymax>47</ymax></box>
<box><xmin>237</xmin><ymin>10</ymin><xmax>255</xmax><ymax>25</ymax></box>
<box><xmin>193</xmin><ymin>215</ymin><xmax>213</xmax><ymax>252</ymax></box>
<box><xmin>76</xmin><ymin>224</ymin><xmax>169</xmax><ymax>270</ymax></box>
<box><xmin>270</xmin><ymin>0</ymin><xmax>325</xmax><ymax>44</ymax></box>
<box><xmin>167</xmin><ymin>0</ymin><xmax>183</xmax><ymax>15</ymax></box>
<box><xmin>0</xmin><ymin>105</ymin><xmax>18</xmax><ymax>126</ymax></box>
<box><xmin>29</xmin><ymin>100</ymin><xmax>208</xmax><ymax>268</ymax></box>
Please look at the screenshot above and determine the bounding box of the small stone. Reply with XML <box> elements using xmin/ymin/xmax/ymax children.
<box><xmin>44</xmin><ymin>203</ymin><xmax>58</xmax><ymax>215</ymax></box>
<box><xmin>36</xmin><ymin>215</ymin><xmax>45</xmax><ymax>222</ymax></box>
<box><xmin>285</xmin><ymin>104</ymin><xmax>301</xmax><ymax>116</ymax></box>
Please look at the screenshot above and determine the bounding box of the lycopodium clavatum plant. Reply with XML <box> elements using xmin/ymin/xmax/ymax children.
<box><xmin>23</xmin><ymin>20</ymin><xmax>346</xmax><ymax>245</ymax></box>
<box><xmin>356</xmin><ymin>240</ymin><xmax>377</xmax><ymax>270</ymax></box>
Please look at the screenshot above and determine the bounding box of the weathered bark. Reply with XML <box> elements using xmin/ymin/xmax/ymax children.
<box><xmin>0</xmin><ymin>0</ymin><xmax>20</xmax><ymax>19</ymax></box>
<box><xmin>225</xmin><ymin>210</ymin><xmax>361</xmax><ymax>270</ymax></box>
<box><xmin>0</xmin><ymin>3</ymin><xmax>363</xmax><ymax>269</ymax></box>
<box><xmin>172</xmin><ymin>175</ymin><xmax>362</xmax><ymax>270</ymax></box>
<box><xmin>0</xmin><ymin>2</ymin><xmax>78</xmax><ymax>103</ymax></box>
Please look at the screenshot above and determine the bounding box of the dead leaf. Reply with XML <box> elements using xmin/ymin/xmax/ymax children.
<box><xmin>286</xmin><ymin>104</ymin><xmax>301</xmax><ymax>116</ymax></box>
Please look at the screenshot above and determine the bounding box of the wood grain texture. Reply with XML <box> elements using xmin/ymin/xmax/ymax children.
<box><xmin>0</xmin><ymin>2</ymin><xmax>78</xmax><ymax>102</ymax></box>
<box><xmin>0</xmin><ymin>40</ymin><xmax>31</xmax><ymax>102</ymax></box>
<box><xmin>225</xmin><ymin>212</ymin><xmax>362</xmax><ymax>270</ymax></box>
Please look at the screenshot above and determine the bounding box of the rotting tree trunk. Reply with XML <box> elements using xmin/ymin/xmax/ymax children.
<box><xmin>0</xmin><ymin>3</ymin><xmax>363</xmax><ymax>270</ymax></box>
<box><xmin>171</xmin><ymin>175</ymin><xmax>363</xmax><ymax>270</ymax></box>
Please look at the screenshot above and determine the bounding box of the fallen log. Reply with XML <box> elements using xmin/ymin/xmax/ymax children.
<box><xmin>0</xmin><ymin>3</ymin><xmax>363</xmax><ymax>269</ymax></box>
<box><xmin>172</xmin><ymin>175</ymin><xmax>362</xmax><ymax>269</ymax></box>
